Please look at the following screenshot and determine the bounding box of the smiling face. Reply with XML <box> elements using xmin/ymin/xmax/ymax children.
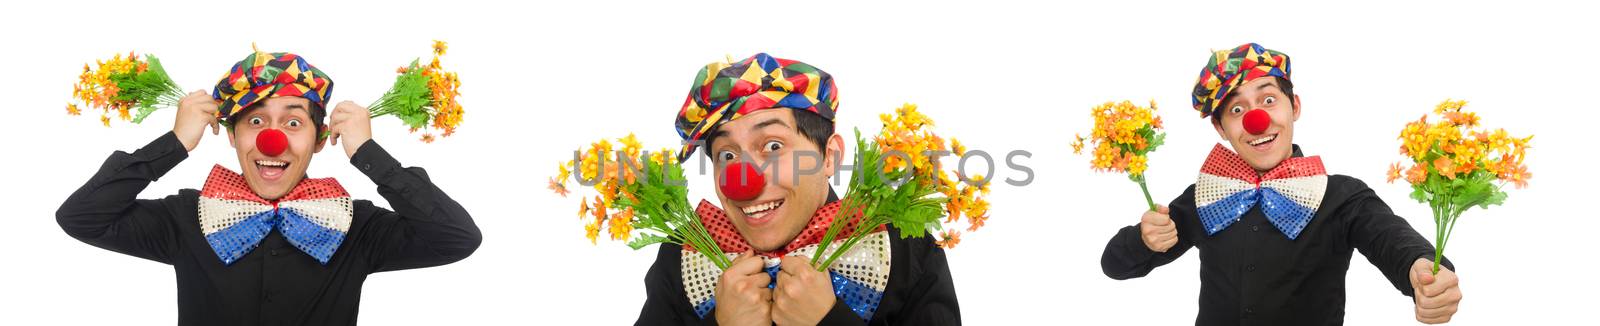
<box><xmin>1212</xmin><ymin>77</ymin><xmax>1301</xmax><ymax>172</ymax></box>
<box><xmin>706</xmin><ymin>110</ymin><xmax>843</xmax><ymax>252</ymax></box>
<box><xmin>225</xmin><ymin>97</ymin><xmax>326</xmax><ymax>200</ymax></box>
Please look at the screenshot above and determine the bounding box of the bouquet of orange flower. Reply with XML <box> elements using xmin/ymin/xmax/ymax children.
<box><xmin>68</xmin><ymin>51</ymin><xmax>185</xmax><ymax>127</ymax></box>
<box><xmin>550</xmin><ymin>134</ymin><xmax>733</xmax><ymax>269</ymax></box>
<box><xmin>1388</xmin><ymin>99</ymin><xmax>1531</xmax><ymax>274</ymax></box>
<box><xmin>1071</xmin><ymin>100</ymin><xmax>1166</xmax><ymax>211</ymax></box>
<box><xmin>811</xmin><ymin>103</ymin><xmax>991</xmax><ymax>271</ymax></box>
<box><xmin>365</xmin><ymin>40</ymin><xmax>463</xmax><ymax>143</ymax></box>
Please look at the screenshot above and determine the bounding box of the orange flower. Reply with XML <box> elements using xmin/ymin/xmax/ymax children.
<box><xmin>548</xmin><ymin>177</ymin><xmax>569</xmax><ymax>197</ymax></box>
<box><xmin>1502</xmin><ymin>164</ymin><xmax>1531</xmax><ymax>189</ymax></box>
<box><xmin>1432</xmin><ymin>157</ymin><xmax>1457</xmax><ymax>180</ymax></box>
<box><xmin>935</xmin><ymin>229</ymin><xmax>961</xmax><ymax>249</ymax></box>
<box><xmin>591</xmin><ymin>196</ymin><xmax>608</xmax><ymax>221</ymax></box>
<box><xmin>1386</xmin><ymin>162</ymin><xmax>1403</xmax><ymax>183</ymax></box>
<box><xmin>1404</xmin><ymin>164</ymin><xmax>1428</xmax><ymax>185</ymax></box>
<box><xmin>966</xmin><ymin>213</ymin><xmax>988</xmax><ymax>232</ymax></box>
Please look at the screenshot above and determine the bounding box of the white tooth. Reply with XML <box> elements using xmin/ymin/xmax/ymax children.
<box><xmin>1250</xmin><ymin>135</ymin><xmax>1275</xmax><ymax>146</ymax></box>
<box><xmin>742</xmin><ymin>200</ymin><xmax>784</xmax><ymax>215</ymax></box>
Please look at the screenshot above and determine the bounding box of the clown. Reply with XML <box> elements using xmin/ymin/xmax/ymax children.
<box><xmin>1098</xmin><ymin>43</ymin><xmax>1463</xmax><ymax>325</ymax></box>
<box><xmin>635</xmin><ymin>53</ymin><xmax>962</xmax><ymax>325</ymax></box>
<box><xmin>56</xmin><ymin>49</ymin><xmax>482</xmax><ymax>325</ymax></box>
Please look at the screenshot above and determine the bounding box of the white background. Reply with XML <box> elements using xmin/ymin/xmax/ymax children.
<box><xmin>2</xmin><ymin>1</ymin><xmax>1596</xmax><ymax>325</ymax></box>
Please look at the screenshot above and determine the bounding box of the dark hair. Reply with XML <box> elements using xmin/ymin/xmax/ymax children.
<box><xmin>703</xmin><ymin>109</ymin><xmax>834</xmax><ymax>159</ymax></box>
<box><xmin>1212</xmin><ymin>76</ymin><xmax>1295</xmax><ymax>125</ymax></box>
<box><xmin>225</xmin><ymin>101</ymin><xmax>328</xmax><ymax>138</ymax></box>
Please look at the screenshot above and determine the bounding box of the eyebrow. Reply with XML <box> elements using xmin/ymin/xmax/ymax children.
<box><xmin>285</xmin><ymin>104</ymin><xmax>308</xmax><ymax>112</ymax></box>
<box><xmin>1256</xmin><ymin>82</ymin><xmax>1277</xmax><ymax>91</ymax></box>
<box><xmin>751</xmin><ymin>118</ymin><xmax>789</xmax><ymax>132</ymax></box>
<box><xmin>708</xmin><ymin>118</ymin><xmax>791</xmax><ymax>151</ymax></box>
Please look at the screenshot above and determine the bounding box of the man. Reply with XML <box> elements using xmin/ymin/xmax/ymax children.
<box><xmin>1099</xmin><ymin>43</ymin><xmax>1463</xmax><ymax>325</ymax></box>
<box><xmin>635</xmin><ymin>53</ymin><xmax>961</xmax><ymax>325</ymax></box>
<box><xmin>56</xmin><ymin>50</ymin><xmax>482</xmax><ymax>325</ymax></box>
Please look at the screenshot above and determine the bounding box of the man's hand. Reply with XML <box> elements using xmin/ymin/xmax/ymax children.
<box><xmin>773</xmin><ymin>256</ymin><xmax>835</xmax><ymax>325</ymax></box>
<box><xmin>714</xmin><ymin>252</ymin><xmax>773</xmax><ymax>326</ymax></box>
<box><xmin>326</xmin><ymin>100</ymin><xmax>373</xmax><ymax>159</ymax></box>
<box><xmin>1410</xmin><ymin>258</ymin><xmax>1462</xmax><ymax>324</ymax></box>
<box><xmin>173</xmin><ymin>90</ymin><xmax>219</xmax><ymax>152</ymax></box>
<box><xmin>1140</xmin><ymin>206</ymin><xmax>1177</xmax><ymax>252</ymax></box>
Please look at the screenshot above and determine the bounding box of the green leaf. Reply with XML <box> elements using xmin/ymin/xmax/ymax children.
<box><xmin>1410</xmin><ymin>186</ymin><xmax>1430</xmax><ymax>203</ymax></box>
<box><xmin>627</xmin><ymin>233</ymin><xmax>671</xmax><ymax>250</ymax></box>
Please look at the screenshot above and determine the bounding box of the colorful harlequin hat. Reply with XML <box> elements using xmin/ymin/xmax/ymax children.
<box><xmin>212</xmin><ymin>47</ymin><xmax>334</xmax><ymax>125</ymax></box>
<box><xmin>674</xmin><ymin>53</ymin><xmax>838</xmax><ymax>163</ymax></box>
<box><xmin>1191</xmin><ymin>43</ymin><xmax>1291</xmax><ymax>118</ymax></box>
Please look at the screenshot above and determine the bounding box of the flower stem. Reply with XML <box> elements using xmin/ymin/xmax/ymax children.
<box><xmin>1136</xmin><ymin>175</ymin><xmax>1157</xmax><ymax>212</ymax></box>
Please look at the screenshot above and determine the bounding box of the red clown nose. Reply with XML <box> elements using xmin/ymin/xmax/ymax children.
<box><xmin>1242</xmin><ymin>109</ymin><xmax>1271</xmax><ymax>135</ymax></box>
<box><xmin>256</xmin><ymin>129</ymin><xmax>289</xmax><ymax>157</ymax></box>
<box><xmin>720</xmin><ymin>162</ymin><xmax>765</xmax><ymax>201</ymax></box>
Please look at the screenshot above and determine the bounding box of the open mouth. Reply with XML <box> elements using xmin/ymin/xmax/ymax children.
<box><xmin>738</xmin><ymin>199</ymin><xmax>785</xmax><ymax>226</ymax></box>
<box><xmin>255</xmin><ymin>159</ymin><xmax>290</xmax><ymax>181</ymax></box>
<box><xmin>1246</xmin><ymin>133</ymin><xmax>1278</xmax><ymax>151</ymax></box>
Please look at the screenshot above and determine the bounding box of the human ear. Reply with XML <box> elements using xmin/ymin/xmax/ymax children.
<box><xmin>822</xmin><ymin>133</ymin><xmax>844</xmax><ymax>178</ymax></box>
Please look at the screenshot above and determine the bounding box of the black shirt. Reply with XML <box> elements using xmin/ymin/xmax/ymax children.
<box><xmin>1100</xmin><ymin>145</ymin><xmax>1453</xmax><ymax>326</ymax></box>
<box><xmin>56</xmin><ymin>132</ymin><xmax>483</xmax><ymax>326</ymax></box>
<box><xmin>635</xmin><ymin>227</ymin><xmax>962</xmax><ymax>325</ymax></box>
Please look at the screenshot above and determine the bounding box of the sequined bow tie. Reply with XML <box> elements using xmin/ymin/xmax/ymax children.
<box><xmin>197</xmin><ymin>165</ymin><xmax>353</xmax><ymax>265</ymax></box>
<box><xmin>679</xmin><ymin>200</ymin><xmax>890</xmax><ymax>322</ymax></box>
<box><xmin>1195</xmin><ymin>144</ymin><xmax>1327</xmax><ymax>240</ymax></box>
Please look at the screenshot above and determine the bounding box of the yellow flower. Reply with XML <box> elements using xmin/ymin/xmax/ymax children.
<box><xmin>649</xmin><ymin>148</ymin><xmax>671</xmax><ymax>166</ymax></box>
<box><xmin>1127</xmin><ymin>154</ymin><xmax>1149</xmax><ymax>177</ymax></box>
<box><xmin>432</xmin><ymin>40</ymin><xmax>448</xmax><ymax>56</ymax></box>
<box><xmin>1433</xmin><ymin>99</ymin><xmax>1467</xmax><ymax>114</ymax></box>
<box><xmin>557</xmin><ymin>162</ymin><xmax>572</xmax><ymax>183</ymax></box>
<box><xmin>578</xmin><ymin>199</ymin><xmax>590</xmax><ymax>219</ymax></box>
<box><xmin>584</xmin><ymin>220</ymin><xmax>602</xmax><ymax>245</ymax></box>
<box><xmin>1398</xmin><ymin>115</ymin><xmax>1430</xmax><ymax>159</ymax></box>
<box><xmin>609</xmin><ymin>208</ymin><xmax>635</xmax><ymax>241</ymax></box>
<box><xmin>970</xmin><ymin>174</ymin><xmax>991</xmax><ymax>195</ymax></box>
<box><xmin>963</xmin><ymin>198</ymin><xmax>989</xmax><ymax>230</ymax></box>
<box><xmin>619</xmin><ymin>133</ymin><xmax>643</xmax><ymax>160</ymax></box>
<box><xmin>1070</xmin><ymin>135</ymin><xmax>1085</xmax><ymax>154</ymax></box>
